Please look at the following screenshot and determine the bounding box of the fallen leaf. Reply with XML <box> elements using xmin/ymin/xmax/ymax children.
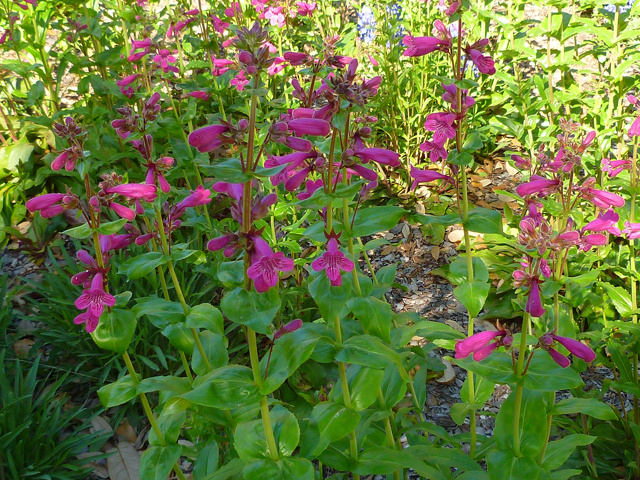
<box><xmin>381</xmin><ymin>245</ymin><xmax>396</xmax><ymax>255</ymax></box>
<box><xmin>436</xmin><ymin>359</ymin><xmax>456</xmax><ymax>384</ymax></box>
<box><xmin>13</xmin><ymin>338</ymin><xmax>35</xmax><ymax>358</ymax></box>
<box><xmin>77</xmin><ymin>452</ymin><xmax>109</xmax><ymax>479</ymax></box>
<box><xmin>116</xmin><ymin>419</ymin><xmax>138</xmax><ymax>444</ymax></box>
<box><xmin>445</xmin><ymin>319</ymin><xmax>466</xmax><ymax>333</ymax></box>
<box><xmin>401</xmin><ymin>223</ymin><xmax>411</xmax><ymax>238</ymax></box>
<box><xmin>448</xmin><ymin>230</ymin><xmax>464</xmax><ymax>243</ymax></box>
<box><xmin>107</xmin><ymin>442</ymin><xmax>140</xmax><ymax>480</ymax></box>
<box><xmin>430</xmin><ymin>246</ymin><xmax>440</xmax><ymax>261</ymax></box>
<box><xmin>476</xmin><ymin>320</ymin><xmax>498</xmax><ymax>332</ymax></box>
<box><xmin>91</xmin><ymin>416</ymin><xmax>114</xmax><ymax>435</ymax></box>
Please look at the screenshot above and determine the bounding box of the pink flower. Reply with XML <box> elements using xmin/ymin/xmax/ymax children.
<box><xmin>187</xmin><ymin>91</ymin><xmax>210</xmax><ymax>100</ymax></box>
<box><xmin>108</xmin><ymin>201</ymin><xmax>136</xmax><ymax>220</ymax></box>
<box><xmin>284</xmin><ymin>52</ymin><xmax>311</xmax><ymax>66</ymax></box>
<box><xmin>188</xmin><ymin>124</ymin><xmax>230</xmax><ymax>152</ymax></box>
<box><xmin>268</xmin><ymin>57</ymin><xmax>286</xmax><ymax>76</ymax></box>
<box><xmin>516</xmin><ymin>177</ymin><xmax>560</xmax><ymax>197</ymax></box>
<box><xmin>296</xmin><ymin>1</ymin><xmax>316</xmax><ymax>16</ymax></box>
<box><xmin>176</xmin><ymin>185</ymin><xmax>211</xmax><ymax>210</ymax></box>
<box><xmin>211</xmin><ymin>56</ymin><xmax>234</xmax><ymax>76</ymax></box>
<box><xmin>579</xmin><ymin>178</ymin><xmax>625</xmax><ymax>209</ymax></box>
<box><xmin>104</xmin><ymin>183</ymin><xmax>157</xmax><ymax>202</ymax></box>
<box><xmin>287</xmin><ymin>118</ymin><xmax>331</xmax><ymax>137</ymax></box>
<box><xmin>131</xmin><ymin>39</ymin><xmax>152</xmax><ymax>49</ymax></box>
<box><xmin>230</xmin><ymin>71</ymin><xmax>249</xmax><ymax>91</ymax></box>
<box><xmin>0</xmin><ymin>30</ymin><xmax>9</xmax><ymax>45</ymax></box>
<box><xmin>468</xmin><ymin>49</ymin><xmax>496</xmax><ymax>75</ymax></box>
<box><xmin>127</xmin><ymin>48</ymin><xmax>150</xmax><ymax>62</ymax></box>
<box><xmin>512</xmin><ymin>154</ymin><xmax>531</xmax><ymax>170</ymax></box>
<box><xmin>420</xmin><ymin>140</ymin><xmax>448</xmax><ymax>162</ymax></box>
<box><xmin>410</xmin><ymin>166</ymin><xmax>453</xmax><ymax>189</ymax></box>
<box><xmin>368</xmin><ymin>54</ymin><xmax>379</xmax><ymax>66</ymax></box>
<box><xmin>424</xmin><ymin>113</ymin><xmax>456</xmax><ymax>144</ymax></box>
<box><xmin>273</xmin><ymin>319</ymin><xmax>303</xmax><ymax>339</ymax></box>
<box><xmin>455</xmin><ymin>330</ymin><xmax>509</xmax><ymax>361</ymax></box>
<box><xmin>602</xmin><ymin>157</ymin><xmax>631</xmax><ymax>178</ymax></box>
<box><xmin>525</xmin><ymin>279</ymin><xmax>545</xmax><ymax>317</ymax></box>
<box><xmin>116</xmin><ymin>74</ymin><xmax>139</xmax><ymax>87</ymax></box>
<box><xmin>51</xmin><ymin>150</ymin><xmax>78</xmax><ymax>172</ymax></box>
<box><xmin>353</xmin><ymin>148</ymin><xmax>400</xmax><ymax>167</ymax></box>
<box><xmin>224</xmin><ymin>1</ymin><xmax>241</xmax><ymax>17</ymax></box>
<box><xmin>630</xmin><ymin>115</ymin><xmax>640</xmax><ymax>138</ymax></box>
<box><xmin>297</xmin><ymin>179</ymin><xmax>324</xmax><ymax>200</ymax></box>
<box><xmin>247</xmin><ymin>238</ymin><xmax>294</xmax><ymax>292</ymax></box>
<box><xmin>540</xmin><ymin>333</ymin><xmax>596</xmax><ymax>368</ymax></box>
<box><xmin>584</xmin><ymin>209</ymin><xmax>621</xmax><ymax>236</ymax></box>
<box><xmin>623</xmin><ymin>222</ymin><xmax>640</xmax><ymax>240</ymax></box>
<box><xmin>74</xmin><ymin>312</ymin><xmax>100</xmax><ymax>333</ymax></box>
<box><xmin>153</xmin><ymin>49</ymin><xmax>179</xmax><ymax>73</ymax></box>
<box><xmin>264</xmin><ymin>6</ymin><xmax>286</xmax><ymax>27</ymax></box>
<box><xmin>311</xmin><ymin>238</ymin><xmax>354</xmax><ymax>286</ymax></box>
<box><xmin>211</xmin><ymin>15</ymin><xmax>230</xmax><ymax>34</ymax></box>
<box><xmin>579</xmin><ymin>233</ymin><xmax>608</xmax><ymax>252</ymax></box>
<box><xmin>75</xmin><ymin>273</ymin><xmax>116</xmax><ymax>319</ymax></box>
<box><xmin>403</xmin><ymin>35</ymin><xmax>449</xmax><ymax>57</ymax></box>
<box><xmin>26</xmin><ymin>193</ymin><xmax>67</xmax><ymax>218</ymax></box>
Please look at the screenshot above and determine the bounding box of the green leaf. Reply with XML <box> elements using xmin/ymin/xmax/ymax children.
<box><xmin>181</xmin><ymin>365</ymin><xmax>261</xmax><ymax>409</ymax></box>
<box><xmin>63</xmin><ymin>223</ymin><xmax>93</xmax><ymax>239</ymax></box>
<box><xmin>523</xmin><ymin>351</ymin><xmax>584</xmax><ymax>391</ymax></box>
<box><xmin>217</xmin><ymin>261</ymin><xmax>244</xmax><ymax>286</ymax></box>
<box><xmin>494</xmin><ymin>389</ymin><xmax>549</xmax><ymax>457</ymax></box>
<box><xmin>337</xmin><ymin>335</ymin><xmax>409</xmax><ymax>381</ymax></box>
<box><xmin>350</xmin><ymin>206</ymin><xmax>406</xmax><ymax>238</ymax></box>
<box><xmin>192</xmin><ymin>331</ymin><xmax>228</xmax><ymax>376</ymax></box>
<box><xmin>541</xmin><ymin>434</ymin><xmax>596</xmax><ymax>470</ymax></box>
<box><xmin>199</xmin><ymin>158</ymin><xmax>251</xmax><ymax>183</ymax></box>
<box><xmin>133</xmin><ymin>298</ymin><xmax>186</xmax><ymax>328</ymax></box>
<box><xmin>234</xmin><ymin>405</ymin><xmax>299</xmax><ymax>461</ymax></box>
<box><xmin>308</xmin><ymin>274</ymin><xmax>352</xmax><ymax>321</ymax></box>
<box><xmin>148</xmin><ymin>398</ymin><xmax>188</xmax><ymax>446</ymax></box>
<box><xmin>98</xmin><ymin>375</ymin><xmax>137</xmax><ymax>408</ymax></box>
<box><xmin>454</xmin><ymin>281</ymin><xmax>491</xmax><ymax>319</ymax></box>
<box><xmin>380</xmin><ymin>364</ymin><xmax>408</xmax><ymax>408</ymax></box>
<box><xmin>486</xmin><ymin>450</ymin><xmax>541</xmax><ymax>480</ymax></box>
<box><xmin>242</xmin><ymin>457</ymin><xmax>314</xmax><ymax>480</ymax></box>
<box><xmin>97</xmin><ymin>218</ymin><xmax>128</xmax><ymax>235</ymax></box>
<box><xmin>448</xmin><ymin>151</ymin><xmax>474</xmax><ymax>167</ymax></box>
<box><xmin>137</xmin><ymin>376</ymin><xmax>191</xmax><ymax>397</ymax></box>
<box><xmin>162</xmin><ymin>324</ymin><xmax>195</xmax><ymax>355</ymax></box>
<box><xmin>550</xmin><ymin>398</ymin><xmax>616</xmax><ymax>420</ymax></box>
<box><xmin>119</xmin><ymin>252</ymin><xmax>172</xmax><ymax>280</ymax></box>
<box><xmin>466</xmin><ymin>208</ymin><xmax>504</xmax><ymax>235</ymax></box>
<box><xmin>347</xmin><ymin>296</ymin><xmax>392</xmax><ymax>343</ymax></box>
<box><xmin>91</xmin><ymin>308</ymin><xmax>137</xmax><ymax>354</ymax></box>
<box><xmin>598</xmin><ymin>282</ymin><xmax>633</xmax><ymax>317</ymax></box>
<box><xmin>186</xmin><ymin>304</ymin><xmax>224</xmax><ymax>335</ymax></box>
<box><xmin>140</xmin><ymin>445</ymin><xmax>182</xmax><ymax>480</ymax></box>
<box><xmin>456</xmin><ymin>352</ymin><xmax>519</xmax><ymax>385</ymax></box>
<box><xmin>201</xmin><ymin>458</ymin><xmax>244</xmax><ymax>480</ymax></box>
<box><xmin>352</xmin><ymin>447</ymin><xmax>417</xmax><ymax>475</ymax></box>
<box><xmin>221</xmin><ymin>287</ymin><xmax>281</xmax><ymax>334</ymax></box>
<box><xmin>193</xmin><ymin>441</ymin><xmax>219</xmax><ymax>478</ymax></box>
<box><xmin>259</xmin><ymin>325</ymin><xmax>319</xmax><ymax>395</ymax></box>
<box><xmin>329</xmin><ymin>365</ymin><xmax>384</xmax><ymax>411</ymax></box>
<box><xmin>299</xmin><ymin>402</ymin><xmax>360</xmax><ymax>458</ymax></box>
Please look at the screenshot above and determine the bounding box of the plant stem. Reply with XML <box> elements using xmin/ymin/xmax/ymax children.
<box><xmin>378</xmin><ymin>390</ymin><xmax>401</xmax><ymax>480</ymax></box>
<box><xmin>122</xmin><ymin>352</ymin><xmax>188</xmax><ymax>480</ymax></box>
<box><xmin>631</xmin><ymin>135</ymin><xmax>639</xmax><ymax>476</ymax></box>
<box><xmin>512</xmin><ymin>313</ymin><xmax>530</xmax><ymax>456</ymax></box>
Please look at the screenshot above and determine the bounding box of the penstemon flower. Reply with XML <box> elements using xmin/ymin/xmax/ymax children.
<box><xmin>74</xmin><ymin>273</ymin><xmax>116</xmax><ymax>332</ymax></box>
<box><xmin>311</xmin><ymin>238</ymin><xmax>354</xmax><ymax>286</ymax></box>
<box><xmin>455</xmin><ymin>327</ymin><xmax>512</xmax><ymax>361</ymax></box>
<box><xmin>538</xmin><ymin>333</ymin><xmax>596</xmax><ymax>368</ymax></box>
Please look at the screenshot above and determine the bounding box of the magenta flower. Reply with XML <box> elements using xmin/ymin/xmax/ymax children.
<box><xmin>127</xmin><ymin>48</ymin><xmax>150</xmax><ymax>62</ymax></box>
<box><xmin>187</xmin><ymin>91</ymin><xmax>210</xmax><ymax>101</ymax></box>
<box><xmin>104</xmin><ymin>183</ymin><xmax>157</xmax><ymax>202</ymax></box>
<box><xmin>525</xmin><ymin>279</ymin><xmax>545</xmax><ymax>318</ymax></box>
<box><xmin>296</xmin><ymin>1</ymin><xmax>316</xmax><ymax>16</ymax></box>
<box><xmin>623</xmin><ymin>222</ymin><xmax>640</xmax><ymax>240</ymax></box>
<box><xmin>403</xmin><ymin>35</ymin><xmax>449</xmax><ymax>57</ymax></box>
<box><xmin>468</xmin><ymin>49</ymin><xmax>496</xmax><ymax>75</ymax></box>
<box><xmin>297</xmin><ymin>179</ymin><xmax>324</xmax><ymax>200</ymax></box>
<box><xmin>131</xmin><ymin>39</ymin><xmax>152</xmax><ymax>49</ymax></box>
<box><xmin>116</xmin><ymin>74</ymin><xmax>139</xmax><ymax>87</ymax></box>
<box><xmin>584</xmin><ymin>209</ymin><xmax>621</xmax><ymax>236</ymax></box>
<box><xmin>516</xmin><ymin>177</ymin><xmax>560</xmax><ymax>197</ymax></box>
<box><xmin>26</xmin><ymin>193</ymin><xmax>68</xmax><ymax>218</ymax></box>
<box><xmin>287</xmin><ymin>118</ymin><xmax>331</xmax><ymax>137</ymax></box>
<box><xmin>231</xmin><ymin>71</ymin><xmax>249</xmax><ymax>91</ymax></box>
<box><xmin>602</xmin><ymin>157</ymin><xmax>631</xmax><ymax>178</ymax></box>
<box><xmin>268</xmin><ymin>57</ymin><xmax>286</xmax><ymax>76</ymax></box>
<box><xmin>410</xmin><ymin>166</ymin><xmax>454</xmax><ymax>190</ymax></box>
<box><xmin>0</xmin><ymin>30</ymin><xmax>8</xmax><ymax>45</ymax></box>
<box><xmin>211</xmin><ymin>57</ymin><xmax>234</xmax><ymax>76</ymax></box>
<box><xmin>284</xmin><ymin>136</ymin><xmax>313</xmax><ymax>152</ymax></box>
<box><xmin>153</xmin><ymin>49</ymin><xmax>179</xmax><ymax>73</ymax></box>
<box><xmin>74</xmin><ymin>312</ymin><xmax>100</xmax><ymax>333</ymax></box>
<box><xmin>455</xmin><ymin>329</ymin><xmax>510</xmax><ymax>361</ymax></box>
<box><xmin>630</xmin><ymin>115</ymin><xmax>640</xmax><ymax>138</ymax></box>
<box><xmin>75</xmin><ymin>273</ymin><xmax>116</xmax><ymax>319</ymax></box>
<box><xmin>273</xmin><ymin>319</ymin><xmax>303</xmax><ymax>340</ymax></box>
<box><xmin>420</xmin><ymin>140</ymin><xmax>448</xmax><ymax>162</ymax></box>
<box><xmin>424</xmin><ymin>113</ymin><xmax>456</xmax><ymax>145</ymax></box>
<box><xmin>353</xmin><ymin>148</ymin><xmax>401</xmax><ymax>167</ymax></box>
<box><xmin>311</xmin><ymin>238</ymin><xmax>355</xmax><ymax>287</ymax></box>
<box><xmin>108</xmin><ymin>201</ymin><xmax>136</xmax><ymax>220</ymax></box>
<box><xmin>579</xmin><ymin>178</ymin><xmax>624</xmax><ymax>209</ymax></box>
<box><xmin>540</xmin><ymin>333</ymin><xmax>596</xmax><ymax>368</ymax></box>
<box><xmin>579</xmin><ymin>233</ymin><xmax>608</xmax><ymax>252</ymax></box>
<box><xmin>512</xmin><ymin>154</ymin><xmax>531</xmax><ymax>170</ymax></box>
<box><xmin>176</xmin><ymin>185</ymin><xmax>212</xmax><ymax>209</ymax></box>
<box><xmin>51</xmin><ymin>149</ymin><xmax>80</xmax><ymax>171</ymax></box>
<box><xmin>188</xmin><ymin>124</ymin><xmax>230</xmax><ymax>152</ymax></box>
<box><xmin>247</xmin><ymin>238</ymin><xmax>294</xmax><ymax>292</ymax></box>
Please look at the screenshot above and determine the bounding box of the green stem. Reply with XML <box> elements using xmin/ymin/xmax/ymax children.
<box><xmin>378</xmin><ymin>390</ymin><xmax>401</xmax><ymax>480</ymax></box>
<box><xmin>631</xmin><ymin>136</ymin><xmax>639</xmax><ymax>476</ymax></box>
<box><xmin>123</xmin><ymin>352</ymin><xmax>188</xmax><ymax>480</ymax></box>
<box><xmin>512</xmin><ymin>313</ymin><xmax>530</xmax><ymax>457</ymax></box>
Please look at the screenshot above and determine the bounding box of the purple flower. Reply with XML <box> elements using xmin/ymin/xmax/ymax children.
<box><xmin>74</xmin><ymin>312</ymin><xmax>100</xmax><ymax>333</ymax></box>
<box><xmin>516</xmin><ymin>177</ymin><xmax>560</xmax><ymax>197</ymax></box>
<box><xmin>602</xmin><ymin>157</ymin><xmax>631</xmax><ymax>178</ymax></box>
<box><xmin>455</xmin><ymin>329</ymin><xmax>510</xmax><ymax>361</ymax></box>
<box><xmin>623</xmin><ymin>221</ymin><xmax>640</xmax><ymax>240</ymax></box>
<box><xmin>75</xmin><ymin>273</ymin><xmax>116</xmax><ymax>320</ymax></box>
<box><xmin>424</xmin><ymin>113</ymin><xmax>457</xmax><ymax>145</ymax></box>
<box><xmin>410</xmin><ymin>166</ymin><xmax>453</xmax><ymax>189</ymax></box>
<box><xmin>297</xmin><ymin>179</ymin><xmax>324</xmax><ymax>200</ymax></box>
<box><xmin>584</xmin><ymin>209</ymin><xmax>621</xmax><ymax>236</ymax></box>
<box><xmin>116</xmin><ymin>74</ymin><xmax>139</xmax><ymax>87</ymax></box>
<box><xmin>630</xmin><ymin>115</ymin><xmax>640</xmax><ymax>138</ymax></box>
<box><xmin>468</xmin><ymin>49</ymin><xmax>496</xmax><ymax>75</ymax></box>
<box><xmin>540</xmin><ymin>333</ymin><xmax>596</xmax><ymax>368</ymax></box>
<box><xmin>188</xmin><ymin>124</ymin><xmax>230</xmax><ymax>153</ymax></box>
<box><xmin>26</xmin><ymin>193</ymin><xmax>67</xmax><ymax>218</ymax></box>
<box><xmin>420</xmin><ymin>140</ymin><xmax>448</xmax><ymax>163</ymax></box>
<box><xmin>353</xmin><ymin>148</ymin><xmax>401</xmax><ymax>167</ymax></box>
<box><xmin>273</xmin><ymin>319</ymin><xmax>303</xmax><ymax>340</ymax></box>
<box><xmin>187</xmin><ymin>91</ymin><xmax>210</xmax><ymax>101</ymax></box>
<box><xmin>311</xmin><ymin>238</ymin><xmax>354</xmax><ymax>286</ymax></box>
<box><xmin>525</xmin><ymin>279</ymin><xmax>545</xmax><ymax>318</ymax></box>
<box><xmin>402</xmin><ymin>35</ymin><xmax>450</xmax><ymax>57</ymax></box>
<box><xmin>104</xmin><ymin>183</ymin><xmax>157</xmax><ymax>202</ymax></box>
<box><xmin>176</xmin><ymin>185</ymin><xmax>211</xmax><ymax>210</ymax></box>
<box><xmin>247</xmin><ymin>238</ymin><xmax>294</xmax><ymax>292</ymax></box>
<box><xmin>287</xmin><ymin>118</ymin><xmax>331</xmax><ymax>137</ymax></box>
<box><xmin>579</xmin><ymin>178</ymin><xmax>625</xmax><ymax>209</ymax></box>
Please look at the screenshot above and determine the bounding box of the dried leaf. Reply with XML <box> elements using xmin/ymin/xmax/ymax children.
<box><xmin>13</xmin><ymin>338</ymin><xmax>34</xmax><ymax>358</ymax></box>
<box><xmin>447</xmin><ymin>230</ymin><xmax>464</xmax><ymax>243</ymax></box>
<box><xmin>107</xmin><ymin>442</ymin><xmax>140</xmax><ymax>480</ymax></box>
<box><xmin>381</xmin><ymin>245</ymin><xmax>396</xmax><ymax>255</ymax></box>
<box><xmin>91</xmin><ymin>416</ymin><xmax>113</xmax><ymax>435</ymax></box>
<box><xmin>77</xmin><ymin>452</ymin><xmax>109</xmax><ymax>479</ymax></box>
<box><xmin>435</xmin><ymin>359</ymin><xmax>456</xmax><ymax>384</ymax></box>
<box><xmin>116</xmin><ymin>419</ymin><xmax>138</xmax><ymax>443</ymax></box>
<box><xmin>445</xmin><ymin>319</ymin><xmax>465</xmax><ymax>333</ymax></box>
<box><xmin>401</xmin><ymin>224</ymin><xmax>411</xmax><ymax>238</ymax></box>
<box><xmin>430</xmin><ymin>246</ymin><xmax>440</xmax><ymax>260</ymax></box>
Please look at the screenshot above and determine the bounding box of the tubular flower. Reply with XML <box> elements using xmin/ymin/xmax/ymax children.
<box><xmin>104</xmin><ymin>183</ymin><xmax>158</xmax><ymax>202</ymax></box>
<box><xmin>578</xmin><ymin>178</ymin><xmax>624</xmax><ymax>209</ymax></box>
<box><xmin>525</xmin><ymin>279</ymin><xmax>545</xmax><ymax>318</ymax></box>
<box><xmin>410</xmin><ymin>166</ymin><xmax>454</xmax><ymax>189</ymax></box>
<box><xmin>273</xmin><ymin>319</ymin><xmax>303</xmax><ymax>340</ymax></box>
<box><xmin>311</xmin><ymin>238</ymin><xmax>355</xmax><ymax>286</ymax></box>
<box><xmin>623</xmin><ymin>222</ymin><xmax>640</xmax><ymax>240</ymax></box>
<box><xmin>353</xmin><ymin>148</ymin><xmax>400</xmax><ymax>167</ymax></box>
<box><xmin>75</xmin><ymin>273</ymin><xmax>116</xmax><ymax>322</ymax></box>
<box><xmin>247</xmin><ymin>238</ymin><xmax>294</xmax><ymax>292</ymax></box>
<box><xmin>583</xmin><ymin>209</ymin><xmax>621</xmax><ymax>236</ymax></box>
<box><xmin>539</xmin><ymin>333</ymin><xmax>596</xmax><ymax>368</ymax></box>
<box><xmin>455</xmin><ymin>328</ymin><xmax>512</xmax><ymax>362</ymax></box>
<box><xmin>26</xmin><ymin>193</ymin><xmax>75</xmax><ymax>218</ymax></box>
<box><xmin>188</xmin><ymin>124</ymin><xmax>230</xmax><ymax>152</ymax></box>
<box><xmin>424</xmin><ymin>113</ymin><xmax>456</xmax><ymax>144</ymax></box>
<box><xmin>516</xmin><ymin>177</ymin><xmax>560</xmax><ymax>197</ymax></box>
<box><xmin>602</xmin><ymin>157</ymin><xmax>631</xmax><ymax>178</ymax></box>
<box><xmin>420</xmin><ymin>140</ymin><xmax>448</xmax><ymax>163</ymax></box>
